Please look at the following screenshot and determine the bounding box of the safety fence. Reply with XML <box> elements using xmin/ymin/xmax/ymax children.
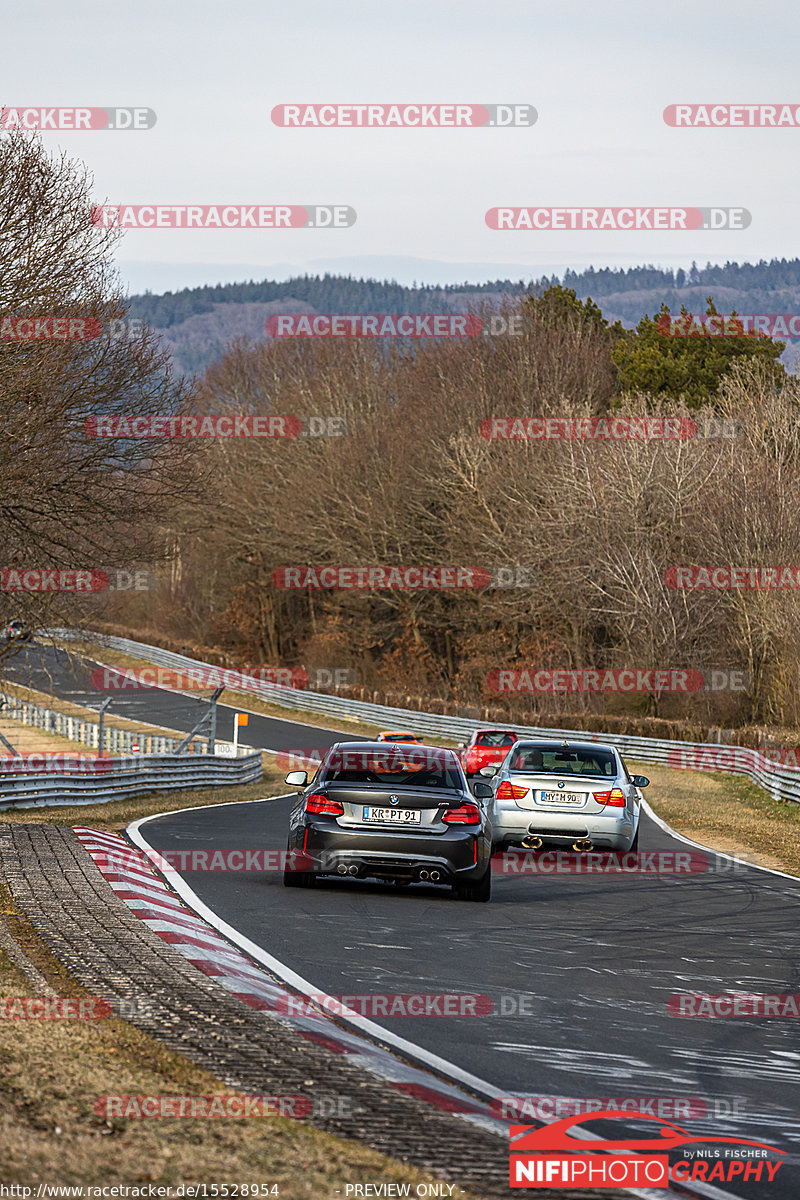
<box><xmin>0</xmin><ymin>689</ymin><xmax>261</xmax><ymax>808</ymax></box>
<box><xmin>0</xmin><ymin>751</ymin><xmax>263</xmax><ymax>810</ymax></box>
<box><xmin>45</xmin><ymin>628</ymin><xmax>800</xmax><ymax>806</ymax></box>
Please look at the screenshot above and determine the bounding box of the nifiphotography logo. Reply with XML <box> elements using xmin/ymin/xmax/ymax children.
<box><xmin>509</xmin><ymin>1111</ymin><xmax>784</xmax><ymax>1188</ymax></box>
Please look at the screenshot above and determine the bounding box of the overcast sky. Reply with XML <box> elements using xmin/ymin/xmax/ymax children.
<box><xmin>4</xmin><ymin>0</ymin><xmax>799</xmax><ymax>294</ymax></box>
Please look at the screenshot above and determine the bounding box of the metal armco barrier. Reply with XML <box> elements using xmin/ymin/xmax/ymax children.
<box><xmin>0</xmin><ymin>752</ymin><xmax>263</xmax><ymax>810</ymax></box>
<box><xmin>0</xmin><ymin>692</ymin><xmax>206</xmax><ymax>756</ymax></box>
<box><xmin>46</xmin><ymin>628</ymin><xmax>800</xmax><ymax>807</ymax></box>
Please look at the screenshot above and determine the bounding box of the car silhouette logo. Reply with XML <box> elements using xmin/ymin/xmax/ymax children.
<box><xmin>390</xmin><ymin>795</ymin><xmax>399</xmax><ymax>804</ymax></box>
<box><xmin>510</xmin><ymin>1113</ymin><xmax>783</xmax><ymax>1156</ymax></box>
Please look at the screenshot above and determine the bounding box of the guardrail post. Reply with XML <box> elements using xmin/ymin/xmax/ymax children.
<box><xmin>0</xmin><ymin>700</ymin><xmax>18</xmax><ymax>756</ymax></box>
<box><xmin>176</xmin><ymin>687</ymin><xmax>224</xmax><ymax>755</ymax></box>
<box><xmin>98</xmin><ymin>698</ymin><xmax>112</xmax><ymax>756</ymax></box>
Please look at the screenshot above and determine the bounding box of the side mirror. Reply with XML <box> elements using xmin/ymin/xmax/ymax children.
<box><xmin>472</xmin><ymin>781</ymin><xmax>493</xmax><ymax>799</ymax></box>
<box><xmin>285</xmin><ymin>770</ymin><xmax>308</xmax><ymax>787</ymax></box>
<box><xmin>479</xmin><ymin>765</ymin><xmax>497</xmax><ymax>777</ymax></box>
<box><xmin>458</xmin><ymin>742</ymin><xmax>467</xmax><ymax>749</ymax></box>
<box><xmin>632</xmin><ymin>775</ymin><xmax>649</xmax><ymax>788</ymax></box>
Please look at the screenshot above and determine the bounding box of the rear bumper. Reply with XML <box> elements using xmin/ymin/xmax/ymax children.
<box><xmin>491</xmin><ymin>801</ymin><xmax>634</xmax><ymax>849</ymax></box>
<box><xmin>296</xmin><ymin>819</ymin><xmax>490</xmax><ymax>881</ymax></box>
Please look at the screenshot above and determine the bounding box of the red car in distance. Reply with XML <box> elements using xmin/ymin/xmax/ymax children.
<box><xmin>460</xmin><ymin>729</ymin><xmax>518</xmax><ymax>776</ymax></box>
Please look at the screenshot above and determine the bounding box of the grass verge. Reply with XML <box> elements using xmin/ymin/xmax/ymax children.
<box><xmin>631</xmin><ymin>759</ymin><xmax>800</xmax><ymax>877</ymax></box>
<box><xmin>0</xmin><ymin>883</ymin><xmax>480</xmax><ymax>1195</ymax></box>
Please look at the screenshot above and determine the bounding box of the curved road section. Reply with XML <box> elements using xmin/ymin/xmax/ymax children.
<box><xmin>6</xmin><ymin>643</ymin><xmax>800</xmax><ymax>1197</ymax></box>
<box><xmin>135</xmin><ymin>796</ymin><xmax>800</xmax><ymax>1198</ymax></box>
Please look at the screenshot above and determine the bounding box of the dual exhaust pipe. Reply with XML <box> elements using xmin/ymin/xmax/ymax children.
<box><xmin>335</xmin><ymin>863</ymin><xmax>444</xmax><ymax>883</ymax></box>
<box><xmin>521</xmin><ymin>835</ymin><xmax>595</xmax><ymax>853</ymax></box>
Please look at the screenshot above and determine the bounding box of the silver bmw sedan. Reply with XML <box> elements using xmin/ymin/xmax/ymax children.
<box><xmin>483</xmin><ymin>739</ymin><xmax>648</xmax><ymax>853</ymax></box>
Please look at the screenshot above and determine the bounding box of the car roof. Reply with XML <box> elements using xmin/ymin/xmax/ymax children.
<box><xmin>511</xmin><ymin>738</ymin><xmax>619</xmax><ymax>755</ymax></box>
<box><xmin>330</xmin><ymin>739</ymin><xmax>460</xmax><ymax>760</ymax></box>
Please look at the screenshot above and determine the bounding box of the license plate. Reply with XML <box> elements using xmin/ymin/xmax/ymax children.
<box><xmin>539</xmin><ymin>791</ymin><xmax>586</xmax><ymax>806</ymax></box>
<box><xmin>362</xmin><ymin>807</ymin><xmax>421</xmax><ymax>824</ymax></box>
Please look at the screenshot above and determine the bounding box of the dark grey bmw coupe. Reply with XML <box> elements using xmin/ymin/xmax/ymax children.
<box><xmin>283</xmin><ymin>741</ymin><xmax>494</xmax><ymax>901</ymax></box>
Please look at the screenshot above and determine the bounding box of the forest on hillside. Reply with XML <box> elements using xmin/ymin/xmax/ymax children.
<box><xmin>103</xmin><ymin>288</ymin><xmax>800</xmax><ymax>731</ymax></box>
<box><xmin>128</xmin><ymin>258</ymin><xmax>800</xmax><ymax>328</ymax></box>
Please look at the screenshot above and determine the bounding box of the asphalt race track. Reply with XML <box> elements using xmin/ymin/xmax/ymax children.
<box><xmin>6</xmin><ymin>643</ymin><xmax>800</xmax><ymax>1198</ymax></box>
<box><xmin>1</xmin><ymin>642</ymin><xmax>362</xmax><ymax>755</ymax></box>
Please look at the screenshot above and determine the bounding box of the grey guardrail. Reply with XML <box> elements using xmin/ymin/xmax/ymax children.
<box><xmin>0</xmin><ymin>691</ymin><xmax>207</xmax><ymax>756</ymax></box>
<box><xmin>0</xmin><ymin>751</ymin><xmax>263</xmax><ymax>810</ymax></box>
<box><xmin>45</xmin><ymin>627</ymin><xmax>800</xmax><ymax>806</ymax></box>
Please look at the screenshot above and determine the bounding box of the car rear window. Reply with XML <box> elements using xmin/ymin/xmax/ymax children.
<box><xmin>509</xmin><ymin>746</ymin><xmax>616</xmax><ymax>778</ymax></box>
<box><xmin>475</xmin><ymin>732</ymin><xmax>517</xmax><ymax>747</ymax></box>
<box><xmin>321</xmin><ymin>748</ymin><xmax>463</xmax><ymax>789</ymax></box>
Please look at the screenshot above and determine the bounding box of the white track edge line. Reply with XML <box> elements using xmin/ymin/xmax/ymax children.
<box><xmin>642</xmin><ymin>798</ymin><xmax>800</xmax><ymax>883</ymax></box>
<box><xmin>120</xmin><ymin>800</ymin><xmax>752</xmax><ymax>1200</ymax></box>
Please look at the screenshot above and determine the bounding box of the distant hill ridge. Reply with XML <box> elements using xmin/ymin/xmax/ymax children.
<box><xmin>128</xmin><ymin>259</ymin><xmax>800</xmax><ymax>376</ymax></box>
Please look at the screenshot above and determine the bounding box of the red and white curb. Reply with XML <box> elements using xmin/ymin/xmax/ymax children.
<box><xmin>73</xmin><ymin>826</ymin><xmax>504</xmax><ymax>1134</ymax></box>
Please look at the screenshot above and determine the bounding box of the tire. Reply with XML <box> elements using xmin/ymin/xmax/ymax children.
<box><xmin>454</xmin><ymin>869</ymin><xmax>492</xmax><ymax>903</ymax></box>
<box><xmin>283</xmin><ymin>841</ymin><xmax>316</xmax><ymax>888</ymax></box>
<box><xmin>283</xmin><ymin>869</ymin><xmax>315</xmax><ymax>888</ymax></box>
<box><xmin>629</xmin><ymin>823</ymin><xmax>640</xmax><ymax>852</ymax></box>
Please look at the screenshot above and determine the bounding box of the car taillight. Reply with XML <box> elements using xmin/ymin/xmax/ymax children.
<box><xmin>442</xmin><ymin>803</ymin><xmax>481</xmax><ymax>825</ymax></box>
<box><xmin>593</xmin><ymin>788</ymin><xmax>626</xmax><ymax>807</ymax></box>
<box><xmin>496</xmin><ymin>781</ymin><xmax>530</xmax><ymax>800</ymax></box>
<box><xmin>305</xmin><ymin>792</ymin><xmax>344</xmax><ymax>816</ymax></box>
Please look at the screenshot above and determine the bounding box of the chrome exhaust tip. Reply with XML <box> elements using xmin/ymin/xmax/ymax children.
<box><xmin>337</xmin><ymin>863</ymin><xmax>348</xmax><ymax>875</ymax></box>
<box><xmin>418</xmin><ymin>869</ymin><xmax>430</xmax><ymax>881</ymax></box>
<box><xmin>429</xmin><ymin>870</ymin><xmax>441</xmax><ymax>883</ymax></box>
<box><xmin>347</xmin><ymin>864</ymin><xmax>359</xmax><ymax>875</ymax></box>
<box><xmin>522</xmin><ymin>835</ymin><xmax>543</xmax><ymax>850</ymax></box>
<box><xmin>573</xmin><ymin>839</ymin><xmax>594</xmax><ymax>853</ymax></box>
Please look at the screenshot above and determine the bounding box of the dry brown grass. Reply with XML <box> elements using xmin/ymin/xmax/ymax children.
<box><xmin>0</xmin><ymin>884</ymin><xmax>481</xmax><ymax>1193</ymax></box>
<box><xmin>631</xmin><ymin>759</ymin><xmax>800</xmax><ymax>876</ymax></box>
